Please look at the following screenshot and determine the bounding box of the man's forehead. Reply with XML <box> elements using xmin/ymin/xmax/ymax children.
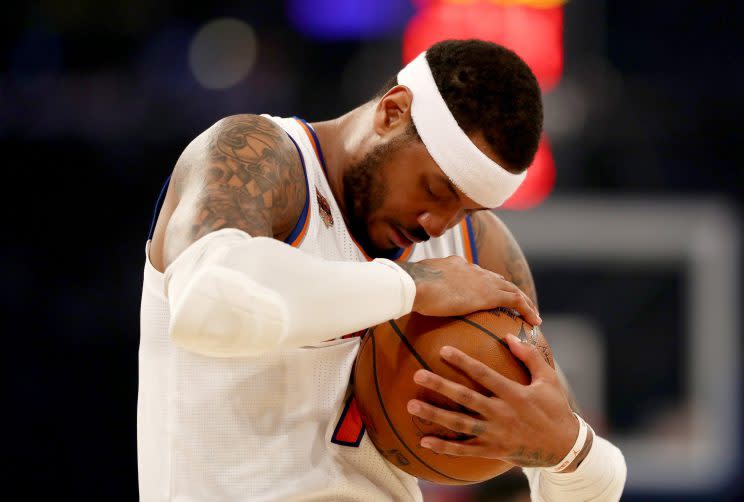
<box><xmin>427</xmin><ymin>128</ymin><xmax>501</xmax><ymax>210</ymax></box>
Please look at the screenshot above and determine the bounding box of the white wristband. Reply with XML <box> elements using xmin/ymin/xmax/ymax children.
<box><xmin>546</xmin><ymin>413</ymin><xmax>589</xmax><ymax>473</ymax></box>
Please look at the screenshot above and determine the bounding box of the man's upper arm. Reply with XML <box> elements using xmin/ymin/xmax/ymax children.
<box><xmin>471</xmin><ymin>210</ymin><xmax>538</xmax><ymax>306</ymax></box>
<box><xmin>163</xmin><ymin>114</ymin><xmax>307</xmax><ymax>267</ymax></box>
<box><xmin>471</xmin><ymin>210</ymin><xmax>580</xmax><ymax>411</ymax></box>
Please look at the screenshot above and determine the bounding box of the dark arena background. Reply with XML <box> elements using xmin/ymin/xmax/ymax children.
<box><xmin>4</xmin><ymin>1</ymin><xmax>742</xmax><ymax>501</ymax></box>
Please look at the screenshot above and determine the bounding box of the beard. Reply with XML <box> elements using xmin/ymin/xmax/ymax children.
<box><xmin>342</xmin><ymin>134</ymin><xmax>429</xmax><ymax>258</ymax></box>
<box><xmin>343</xmin><ymin>140</ymin><xmax>392</xmax><ymax>258</ymax></box>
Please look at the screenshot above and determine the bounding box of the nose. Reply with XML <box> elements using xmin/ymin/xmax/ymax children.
<box><xmin>417</xmin><ymin>208</ymin><xmax>464</xmax><ymax>239</ymax></box>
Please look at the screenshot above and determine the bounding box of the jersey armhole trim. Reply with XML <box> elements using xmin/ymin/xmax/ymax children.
<box><xmin>147</xmin><ymin>175</ymin><xmax>171</xmax><ymax>241</ymax></box>
<box><xmin>282</xmin><ymin>133</ymin><xmax>311</xmax><ymax>248</ymax></box>
<box><xmin>462</xmin><ymin>215</ymin><xmax>479</xmax><ymax>265</ymax></box>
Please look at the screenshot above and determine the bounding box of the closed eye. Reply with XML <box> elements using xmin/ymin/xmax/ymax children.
<box><xmin>424</xmin><ymin>183</ymin><xmax>439</xmax><ymax>201</ymax></box>
<box><xmin>465</xmin><ymin>208</ymin><xmax>489</xmax><ymax>216</ymax></box>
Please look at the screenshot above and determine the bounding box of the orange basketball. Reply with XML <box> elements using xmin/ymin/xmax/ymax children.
<box><xmin>353</xmin><ymin>307</ymin><xmax>555</xmax><ymax>485</ymax></box>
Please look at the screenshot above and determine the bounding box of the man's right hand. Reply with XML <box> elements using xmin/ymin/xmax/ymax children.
<box><xmin>399</xmin><ymin>256</ymin><xmax>541</xmax><ymax>325</ymax></box>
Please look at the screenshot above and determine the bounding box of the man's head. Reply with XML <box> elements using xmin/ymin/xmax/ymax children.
<box><xmin>343</xmin><ymin>39</ymin><xmax>542</xmax><ymax>258</ymax></box>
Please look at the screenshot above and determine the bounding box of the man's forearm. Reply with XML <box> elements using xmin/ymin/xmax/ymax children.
<box><xmin>165</xmin><ymin>228</ymin><xmax>415</xmax><ymax>357</ymax></box>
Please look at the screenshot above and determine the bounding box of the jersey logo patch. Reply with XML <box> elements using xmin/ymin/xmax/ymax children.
<box><xmin>316</xmin><ymin>188</ymin><xmax>334</xmax><ymax>228</ymax></box>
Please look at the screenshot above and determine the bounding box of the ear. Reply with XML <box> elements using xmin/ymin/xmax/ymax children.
<box><xmin>372</xmin><ymin>85</ymin><xmax>413</xmax><ymax>137</ymax></box>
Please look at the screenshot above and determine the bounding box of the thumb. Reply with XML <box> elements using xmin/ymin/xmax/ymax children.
<box><xmin>506</xmin><ymin>333</ymin><xmax>551</xmax><ymax>381</ymax></box>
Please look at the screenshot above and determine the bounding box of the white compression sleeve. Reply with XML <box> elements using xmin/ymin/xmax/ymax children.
<box><xmin>523</xmin><ymin>433</ymin><xmax>627</xmax><ymax>502</ymax></box>
<box><xmin>163</xmin><ymin>228</ymin><xmax>416</xmax><ymax>357</ymax></box>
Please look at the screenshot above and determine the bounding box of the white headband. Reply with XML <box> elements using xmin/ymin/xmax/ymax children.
<box><xmin>397</xmin><ymin>52</ymin><xmax>526</xmax><ymax>208</ymax></box>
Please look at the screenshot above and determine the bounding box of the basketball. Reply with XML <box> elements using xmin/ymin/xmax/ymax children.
<box><xmin>353</xmin><ymin>307</ymin><xmax>555</xmax><ymax>485</ymax></box>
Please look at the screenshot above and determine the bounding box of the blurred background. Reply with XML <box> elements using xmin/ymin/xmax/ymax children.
<box><xmin>4</xmin><ymin>0</ymin><xmax>742</xmax><ymax>500</ymax></box>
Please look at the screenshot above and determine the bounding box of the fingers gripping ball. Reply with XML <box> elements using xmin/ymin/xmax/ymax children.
<box><xmin>353</xmin><ymin>307</ymin><xmax>554</xmax><ymax>485</ymax></box>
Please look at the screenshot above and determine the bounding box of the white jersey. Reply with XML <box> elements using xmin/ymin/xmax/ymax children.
<box><xmin>137</xmin><ymin>115</ymin><xmax>480</xmax><ymax>501</ymax></box>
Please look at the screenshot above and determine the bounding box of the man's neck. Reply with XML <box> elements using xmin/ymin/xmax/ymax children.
<box><xmin>308</xmin><ymin>102</ymin><xmax>375</xmax><ymax>220</ymax></box>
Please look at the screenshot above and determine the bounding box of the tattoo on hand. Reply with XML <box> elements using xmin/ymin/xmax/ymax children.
<box><xmin>471</xmin><ymin>422</ymin><xmax>486</xmax><ymax>436</ymax></box>
<box><xmin>503</xmin><ymin>239</ymin><xmax>537</xmax><ymax>304</ymax></box>
<box><xmin>399</xmin><ymin>262</ymin><xmax>443</xmax><ymax>284</ymax></box>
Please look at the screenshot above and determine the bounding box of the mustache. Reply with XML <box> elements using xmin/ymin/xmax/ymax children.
<box><xmin>403</xmin><ymin>226</ymin><xmax>430</xmax><ymax>243</ymax></box>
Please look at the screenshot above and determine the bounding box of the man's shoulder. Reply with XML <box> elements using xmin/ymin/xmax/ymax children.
<box><xmin>470</xmin><ymin>210</ymin><xmax>537</xmax><ymax>304</ymax></box>
<box><xmin>174</xmin><ymin>113</ymin><xmax>304</xmax><ymax>192</ymax></box>
<box><xmin>163</xmin><ymin>113</ymin><xmax>308</xmax><ymax>264</ymax></box>
<box><xmin>207</xmin><ymin>113</ymin><xmax>299</xmax><ymax>160</ymax></box>
<box><xmin>470</xmin><ymin>210</ymin><xmax>506</xmax><ymax>245</ymax></box>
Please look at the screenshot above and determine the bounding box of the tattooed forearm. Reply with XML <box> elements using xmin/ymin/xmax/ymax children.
<box><xmin>399</xmin><ymin>261</ymin><xmax>444</xmax><ymax>285</ymax></box>
<box><xmin>164</xmin><ymin>115</ymin><xmax>306</xmax><ymax>266</ymax></box>
<box><xmin>507</xmin><ymin>446</ymin><xmax>558</xmax><ymax>468</ymax></box>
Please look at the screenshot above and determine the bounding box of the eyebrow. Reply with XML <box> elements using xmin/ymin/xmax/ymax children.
<box><xmin>439</xmin><ymin>175</ymin><xmax>461</xmax><ymax>201</ymax></box>
<box><xmin>439</xmin><ymin>175</ymin><xmax>489</xmax><ymax>211</ymax></box>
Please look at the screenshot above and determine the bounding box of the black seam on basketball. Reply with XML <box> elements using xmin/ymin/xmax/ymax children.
<box><xmin>388</xmin><ymin>320</ymin><xmax>432</xmax><ymax>371</ymax></box>
<box><xmin>371</xmin><ymin>332</ymin><xmax>475</xmax><ymax>483</ymax></box>
<box><xmin>454</xmin><ymin>317</ymin><xmax>530</xmax><ymax>374</ymax></box>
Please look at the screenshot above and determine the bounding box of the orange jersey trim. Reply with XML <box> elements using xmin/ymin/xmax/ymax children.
<box><xmin>287</xmin><ymin>207</ymin><xmax>311</xmax><ymax>248</ymax></box>
<box><xmin>460</xmin><ymin>217</ymin><xmax>479</xmax><ymax>264</ymax></box>
<box><xmin>296</xmin><ymin>119</ymin><xmax>323</xmax><ymax>170</ymax></box>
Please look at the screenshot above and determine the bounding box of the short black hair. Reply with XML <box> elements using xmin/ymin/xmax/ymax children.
<box><xmin>376</xmin><ymin>39</ymin><xmax>543</xmax><ymax>173</ymax></box>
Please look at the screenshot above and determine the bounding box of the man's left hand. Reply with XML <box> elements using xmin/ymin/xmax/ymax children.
<box><xmin>406</xmin><ymin>334</ymin><xmax>579</xmax><ymax>469</ymax></box>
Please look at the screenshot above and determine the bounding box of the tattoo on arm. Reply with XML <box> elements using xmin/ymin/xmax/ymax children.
<box><xmin>193</xmin><ymin>116</ymin><xmax>304</xmax><ymax>241</ymax></box>
<box><xmin>507</xmin><ymin>446</ymin><xmax>558</xmax><ymax>468</ymax></box>
<box><xmin>472</xmin><ymin>211</ymin><xmax>538</xmax><ymax>306</ymax></box>
<box><xmin>502</xmin><ymin>232</ymin><xmax>537</xmax><ymax>306</ymax></box>
<box><xmin>470</xmin><ymin>211</ymin><xmax>485</xmax><ymax>246</ymax></box>
<box><xmin>164</xmin><ymin>115</ymin><xmax>306</xmax><ymax>265</ymax></box>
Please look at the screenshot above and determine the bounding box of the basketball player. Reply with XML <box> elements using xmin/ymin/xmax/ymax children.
<box><xmin>138</xmin><ymin>40</ymin><xmax>626</xmax><ymax>500</ymax></box>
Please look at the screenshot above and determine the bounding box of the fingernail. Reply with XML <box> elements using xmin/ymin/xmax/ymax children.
<box><xmin>441</xmin><ymin>346</ymin><xmax>454</xmax><ymax>357</ymax></box>
<box><xmin>507</xmin><ymin>334</ymin><xmax>520</xmax><ymax>343</ymax></box>
<box><xmin>413</xmin><ymin>369</ymin><xmax>428</xmax><ymax>383</ymax></box>
<box><xmin>407</xmin><ymin>400</ymin><xmax>421</xmax><ymax>413</ymax></box>
<box><xmin>420</xmin><ymin>439</ymin><xmax>432</xmax><ymax>449</ymax></box>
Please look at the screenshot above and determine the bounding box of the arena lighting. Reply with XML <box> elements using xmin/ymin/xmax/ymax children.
<box><xmin>189</xmin><ymin>18</ymin><xmax>257</xmax><ymax>90</ymax></box>
<box><xmin>286</xmin><ymin>0</ymin><xmax>412</xmax><ymax>40</ymax></box>
<box><xmin>403</xmin><ymin>1</ymin><xmax>564</xmax><ymax>91</ymax></box>
<box><xmin>403</xmin><ymin>0</ymin><xmax>567</xmax><ymax>209</ymax></box>
<box><xmin>503</xmin><ymin>136</ymin><xmax>556</xmax><ymax>209</ymax></box>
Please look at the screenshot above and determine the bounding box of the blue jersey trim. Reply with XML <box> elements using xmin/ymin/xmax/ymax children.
<box><xmin>465</xmin><ymin>215</ymin><xmax>479</xmax><ymax>265</ymax></box>
<box><xmin>282</xmin><ymin>133</ymin><xmax>311</xmax><ymax>245</ymax></box>
<box><xmin>294</xmin><ymin>117</ymin><xmax>329</xmax><ymax>176</ymax></box>
<box><xmin>293</xmin><ymin>116</ymin><xmax>408</xmax><ymax>260</ymax></box>
<box><xmin>147</xmin><ymin>175</ymin><xmax>171</xmax><ymax>240</ymax></box>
